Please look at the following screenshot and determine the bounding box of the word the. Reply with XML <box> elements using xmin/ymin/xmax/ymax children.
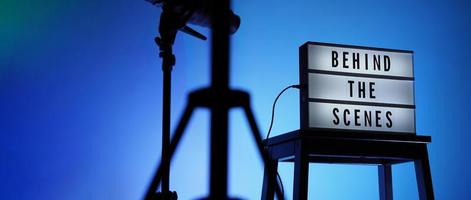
<box><xmin>347</xmin><ymin>80</ymin><xmax>376</xmax><ymax>99</ymax></box>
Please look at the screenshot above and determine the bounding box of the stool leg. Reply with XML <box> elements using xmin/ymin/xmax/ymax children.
<box><xmin>415</xmin><ymin>145</ymin><xmax>434</xmax><ymax>200</ymax></box>
<box><xmin>293</xmin><ymin>141</ymin><xmax>309</xmax><ymax>200</ymax></box>
<box><xmin>262</xmin><ymin>158</ymin><xmax>279</xmax><ymax>200</ymax></box>
<box><xmin>378</xmin><ymin>164</ymin><xmax>393</xmax><ymax>200</ymax></box>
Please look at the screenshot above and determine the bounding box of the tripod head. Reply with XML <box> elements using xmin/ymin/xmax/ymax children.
<box><xmin>155</xmin><ymin>1</ymin><xmax>208</xmax><ymax>71</ymax></box>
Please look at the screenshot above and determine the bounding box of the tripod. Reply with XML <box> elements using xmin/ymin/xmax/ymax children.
<box><xmin>145</xmin><ymin>0</ymin><xmax>283</xmax><ymax>199</ymax></box>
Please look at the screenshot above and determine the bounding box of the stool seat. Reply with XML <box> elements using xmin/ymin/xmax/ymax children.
<box><xmin>261</xmin><ymin>129</ymin><xmax>434</xmax><ymax>200</ymax></box>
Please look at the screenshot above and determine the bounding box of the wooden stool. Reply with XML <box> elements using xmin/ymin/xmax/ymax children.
<box><xmin>261</xmin><ymin>130</ymin><xmax>434</xmax><ymax>200</ymax></box>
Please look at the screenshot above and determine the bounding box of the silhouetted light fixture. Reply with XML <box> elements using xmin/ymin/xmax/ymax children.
<box><xmin>146</xmin><ymin>0</ymin><xmax>241</xmax><ymax>40</ymax></box>
<box><xmin>144</xmin><ymin>0</ymin><xmax>242</xmax><ymax>199</ymax></box>
<box><xmin>144</xmin><ymin>0</ymin><xmax>286</xmax><ymax>199</ymax></box>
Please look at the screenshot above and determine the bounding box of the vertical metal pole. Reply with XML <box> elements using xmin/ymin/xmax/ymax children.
<box><xmin>211</xmin><ymin>0</ymin><xmax>230</xmax><ymax>90</ymax></box>
<box><xmin>378</xmin><ymin>164</ymin><xmax>393</xmax><ymax>200</ymax></box>
<box><xmin>209</xmin><ymin>106</ymin><xmax>228</xmax><ymax>198</ymax></box>
<box><xmin>157</xmin><ymin>8</ymin><xmax>178</xmax><ymax>193</ymax></box>
<box><xmin>209</xmin><ymin>0</ymin><xmax>231</xmax><ymax>198</ymax></box>
<box><xmin>293</xmin><ymin>140</ymin><xmax>309</xmax><ymax>200</ymax></box>
<box><xmin>162</xmin><ymin>68</ymin><xmax>171</xmax><ymax>193</ymax></box>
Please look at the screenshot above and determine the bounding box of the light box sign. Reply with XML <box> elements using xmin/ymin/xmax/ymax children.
<box><xmin>299</xmin><ymin>42</ymin><xmax>416</xmax><ymax>134</ymax></box>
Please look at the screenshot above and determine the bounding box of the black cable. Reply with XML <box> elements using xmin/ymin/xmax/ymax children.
<box><xmin>265</xmin><ymin>84</ymin><xmax>301</xmax><ymax>198</ymax></box>
<box><xmin>266</xmin><ymin>84</ymin><xmax>301</xmax><ymax>140</ymax></box>
<box><xmin>276</xmin><ymin>172</ymin><xmax>285</xmax><ymax>196</ymax></box>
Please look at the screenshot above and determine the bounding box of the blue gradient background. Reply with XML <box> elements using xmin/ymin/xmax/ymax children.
<box><xmin>1</xmin><ymin>0</ymin><xmax>470</xmax><ymax>199</ymax></box>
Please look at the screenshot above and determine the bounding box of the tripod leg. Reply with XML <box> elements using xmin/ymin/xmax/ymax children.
<box><xmin>242</xmin><ymin>104</ymin><xmax>284</xmax><ymax>200</ymax></box>
<box><xmin>145</xmin><ymin>103</ymin><xmax>196</xmax><ymax>200</ymax></box>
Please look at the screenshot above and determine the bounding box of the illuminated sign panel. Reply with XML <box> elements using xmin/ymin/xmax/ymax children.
<box><xmin>300</xmin><ymin>42</ymin><xmax>415</xmax><ymax>134</ymax></box>
<box><xmin>306</xmin><ymin>44</ymin><xmax>414</xmax><ymax>78</ymax></box>
<box><xmin>308</xmin><ymin>102</ymin><xmax>415</xmax><ymax>133</ymax></box>
<box><xmin>308</xmin><ymin>73</ymin><xmax>415</xmax><ymax>105</ymax></box>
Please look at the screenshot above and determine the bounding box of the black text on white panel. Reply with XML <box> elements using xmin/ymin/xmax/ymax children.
<box><xmin>299</xmin><ymin>42</ymin><xmax>415</xmax><ymax>134</ymax></box>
